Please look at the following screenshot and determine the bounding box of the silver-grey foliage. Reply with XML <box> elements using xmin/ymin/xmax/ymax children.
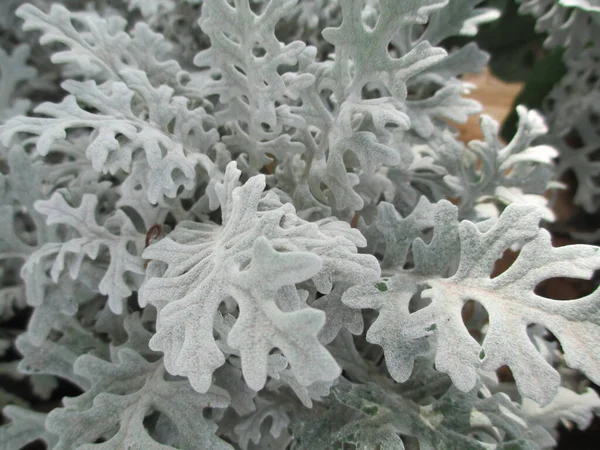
<box><xmin>0</xmin><ymin>0</ymin><xmax>598</xmax><ymax>449</ymax></box>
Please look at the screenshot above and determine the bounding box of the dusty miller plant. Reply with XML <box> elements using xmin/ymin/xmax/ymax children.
<box><xmin>516</xmin><ymin>0</ymin><xmax>600</xmax><ymax>215</ymax></box>
<box><xmin>0</xmin><ymin>0</ymin><xmax>599</xmax><ymax>449</ymax></box>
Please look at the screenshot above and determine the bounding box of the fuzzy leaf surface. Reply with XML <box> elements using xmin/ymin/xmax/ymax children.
<box><xmin>344</xmin><ymin>201</ymin><xmax>600</xmax><ymax>405</ymax></box>
<box><xmin>140</xmin><ymin>162</ymin><xmax>379</xmax><ymax>392</ymax></box>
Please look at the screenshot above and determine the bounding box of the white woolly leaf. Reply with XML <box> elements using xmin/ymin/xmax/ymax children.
<box><xmin>46</xmin><ymin>349</ymin><xmax>232</xmax><ymax>450</ymax></box>
<box><xmin>522</xmin><ymin>386</ymin><xmax>600</xmax><ymax>434</ymax></box>
<box><xmin>344</xmin><ymin>201</ymin><xmax>600</xmax><ymax>405</ymax></box>
<box><xmin>0</xmin><ymin>406</ymin><xmax>56</xmax><ymax>450</ymax></box>
<box><xmin>1</xmin><ymin>70</ymin><xmax>218</xmax><ymax>204</ymax></box>
<box><xmin>140</xmin><ymin>161</ymin><xmax>379</xmax><ymax>392</ymax></box>
<box><xmin>23</xmin><ymin>193</ymin><xmax>145</xmax><ymax>314</ymax></box>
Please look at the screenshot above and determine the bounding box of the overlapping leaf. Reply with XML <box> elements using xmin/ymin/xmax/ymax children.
<box><xmin>140</xmin><ymin>161</ymin><xmax>379</xmax><ymax>393</ymax></box>
<box><xmin>22</xmin><ymin>192</ymin><xmax>146</xmax><ymax>314</ymax></box>
<box><xmin>518</xmin><ymin>0</ymin><xmax>600</xmax><ymax>58</ymax></box>
<box><xmin>437</xmin><ymin>106</ymin><xmax>558</xmax><ymax>220</ymax></box>
<box><xmin>16</xmin><ymin>3</ymin><xmax>193</xmax><ymax>94</ymax></box>
<box><xmin>195</xmin><ymin>0</ymin><xmax>309</xmax><ymax>144</ymax></box>
<box><xmin>298</xmin><ymin>0</ymin><xmax>448</xmax><ymax>210</ymax></box>
<box><xmin>1</xmin><ymin>68</ymin><xmax>218</xmax><ymax>203</ymax></box>
<box><xmin>344</xmin><ymin>201</ymin><xmax>600</xmax><ymax>405</ymax></box>
<box><xmin>46</xmin><ymin>348</ymin><xmax>232</xmax><ymax>450</ymax></box>
<box><xmin>0</xmin><ymin>406</ymin><xmax>56</xmax><ymax>450</ymax></box>
<box><xmin>291</xmin><ymin>379</ymin><xmax>539</xmax><ymax>450</ymax></box>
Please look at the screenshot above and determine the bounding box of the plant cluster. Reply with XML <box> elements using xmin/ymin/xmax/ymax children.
<box><xmin>0</xmin><ymin>1</ymin><xmax>599</xmax><ymax>449</ymax></box>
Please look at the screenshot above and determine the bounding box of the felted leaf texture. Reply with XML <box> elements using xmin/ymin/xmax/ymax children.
<box><xmin>321</xmin><ymin>0</ymin><xmax>446</xmax><ymax>100</ymax></box>
<box><xmin>445</xmin><ymin>105</ymin><xmax>559</xmax><ymax>220</ymax></box>
<box><xmin>292</xmin><ymin>0</ymin><xmax>449</xmax><ymax>211</ymax></box>
<box><xmin>1</xmin><ymin>68</ymin><xmax>218</xmax><ymax>204</ymax></box>
<box><xmin>233</xmin><ymin>395</ymin><xmax>292</xmax><ymax>450</ymax></box>
<box><xmin>358</xmin><ymin>196</ymin><xmax>437</xmax><ymax>270</ymax></box>
<box><xmin>191</xmin><ymin>0</ymin><xmax>312</xmax><ymax>178</ymax></box>
<box><xmin>195</xmin><ymin>0</ymin><xmax>308</xmax><ymax>141</ymax></box>
<box><xmin>0</xmin><ymin>406</ymin><xmax>56</xmax><ymax>450</ymax></box>
<box><xmin>22</xmin><ymin>192</ymin><xmax>146</xmax><ymax>314</ymax></box>
<box><xmin>23</xmin><ymin>266</ymin><xmax>101</xmax><ymax>347</ymax></box>
<box><xmin>15</xmin><ymin>3</ymin><xmax>192</xmax><ymax>94</ymax></box>
<box><xmin>16</xmin><ymin>320</ymin><xmax>107</xmax><ymax>389</ymax></box>
<box><xmin>390</xmin><ymin>1</ymin><xmax>494</xmax><ymax>140</ymax></box>
<box><xmin>344</xmin><ymin>200</ymin><xmax>600</xmax><ymax>405</ymax></box>
<box><xmin>277</xmin><ymin>0</ymin><xmax>341</xmax><ymax>47</ymax></box>
<box><xmin>45</xmin><ymin>348</ymin><xmax>233</xmax><ymax>450</ymax></box>
<box><xmin>1</xmin><ymin>0</ymin><xmax>600</xmax><ymax>448</ymax></box>
<box><xmin>290</xmin><ymin>379</ymin><xmax>538</xmax><ymax>450</ymax></box>
<box><xmin>311</xmin><ymin>283</ymin><xmax>364</xmax><ymax>345</ymax></box>
<box><xmin>139</xmin><ymin>161</ymin><xmax>380</xmax><ymax>393</ymax></box>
